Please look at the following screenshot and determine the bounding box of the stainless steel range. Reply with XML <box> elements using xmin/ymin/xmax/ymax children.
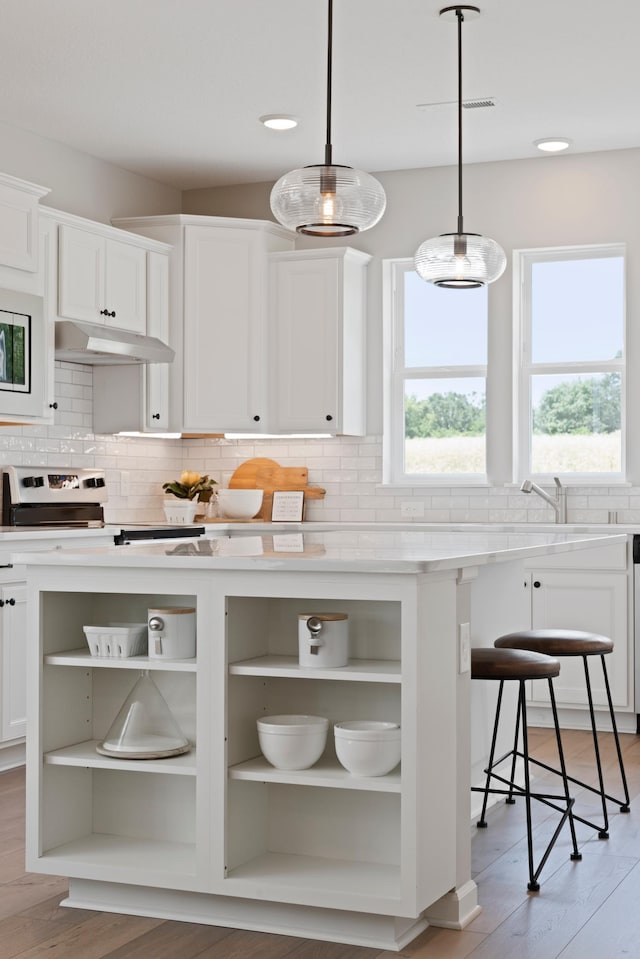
<box><xmin>2</xmin><ymin>466</ymin><xmax>108</xmax><ymax>527</ymax></box>
<box><xmin>1</xmin><ymin>466</ymin><xmax>205</xmax><ymax>542</ymax></box>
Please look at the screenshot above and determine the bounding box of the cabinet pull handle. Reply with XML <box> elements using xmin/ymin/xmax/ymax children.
<box><xmin>533</xmin><ymin>580</ymin><xmax>541</xmax><ymax>588</ymax></box>
<box><xmin>152</xmin><ymin>413</ymin><xmax>160</xmax><ymax>420</ymax></box>
<box><xmin>99</xmin><ymin>309</ymin><xmax>116</xmax><ymax>318</ymax></box>
<box><xmin>253</xmin><ymin>415</ymin><xmax>260</xmax><ymax>422</ymax></box>
<box><xmin>49</xmin><ymin>402</ymin><xmax>58</xmax><ymax>410</ymax></box>
<box><xmin>325</xmin><ymin>414</ymin><xmax>333</xmax><ymax>421</ymax></box>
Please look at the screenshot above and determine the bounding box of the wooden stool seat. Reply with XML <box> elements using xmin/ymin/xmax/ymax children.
<box><xmin>494</xmin><ymin>627</ymin><xmax>630</xmax><ymax>835</ymax></box>
<box><xmin>495</xmin><ymin>629</ymin><xmax>613</xmax><ymax>657</ymax></box>
<box><xmin>472</xmin><ymin>647</ymin><xmax>560</xmax><ymax>681</ymax></box>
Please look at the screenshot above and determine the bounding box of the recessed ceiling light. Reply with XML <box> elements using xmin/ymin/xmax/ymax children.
<box><xmin>259</xmin><ymin>114</ymin><xmax>298</xmax><ymax>131</ymax></box>
<box><xmin>534</xmin><ymin>137</ymin><xmax>572</xmax><ymax>153</ymax></box>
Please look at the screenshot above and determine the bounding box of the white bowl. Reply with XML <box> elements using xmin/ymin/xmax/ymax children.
<box><xmin>334</xmin><ymin>720</ymin><xmax>401</xmax><ymax>777</ymax></box>
<box><xmin>257</xmin><ymin>714</ymin><xmax>328</xmax><ymax>770</ymax></box>
<box><xmin>217</xmin><ymin>488</ymin><xmax>264</xmax><ymax>519</ymax></box>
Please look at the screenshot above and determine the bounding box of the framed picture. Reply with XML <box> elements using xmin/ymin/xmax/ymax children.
<box><xmin>271</xmin><ymin>490</ymin><xmax>305</xmax><ymax>522</ymax></box>
<box><xmin>0</xmin><ymin>308</ymin><xmax>31</xmax><ymax>393</ymax></box>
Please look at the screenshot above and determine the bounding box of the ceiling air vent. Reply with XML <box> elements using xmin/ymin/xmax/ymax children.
<box><xmin>417</xmin><ymin>97</ymin><xmax>497</xmax><ymax>112</ymax></box>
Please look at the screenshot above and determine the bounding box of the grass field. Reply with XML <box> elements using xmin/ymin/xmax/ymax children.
<box><xmin>405</xmin><ymin>432</ymin><xmax>621</xmax><ymax>475</ymax></box>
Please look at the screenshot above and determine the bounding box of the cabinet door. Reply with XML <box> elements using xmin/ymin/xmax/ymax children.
<box><xmin>0</xmin><ymin>180</ymin><xmax>41</xmax><ymax>272</ymax></box>
<box><xmin>58</xmin><ymin>225</ymin><xmax>105</xmax><ymax>323</ymax></box>
<box><xmin>271</xmin><ymin>257</ymin><xmax>340</xmax><ymax>433</ymax></box>
<box><xmin>529</xmin><ymin>569</ymin><xmax>629</xmax><ymax>708</ymax></box>
<box><xmin>105</xmin><ymin>240</ymin><xmax>147</xmax><ymax>333</ymax></box>
<box><xmin>183</xmin><ymin>227</ymin><xmax>266</xmax><ymax>432</ymax></box>
<box><xmin>1</xmin><ymin>583</ymin><xmax>26</xmax><ymax>742</ymax></box>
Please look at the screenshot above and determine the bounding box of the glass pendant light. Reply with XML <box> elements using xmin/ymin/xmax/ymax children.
<box><xmin>414</xmin><ymin>6</ymin><xmax>506</xmax><ymax>288</ymax></box>
<box><xmin>270</xmin><ymin>0</ymin><xmax>386</xmax><ymax>237</ymax></box>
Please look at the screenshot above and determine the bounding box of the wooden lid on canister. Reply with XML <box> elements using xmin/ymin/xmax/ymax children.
<box><xmin>298</xmin><ymin>612</ymin><xmax>348</xmax><ymax>621</ymax></box>
<box><xmin>148</xmin><ymin>607</ymin><xmax>195</xmax><ymax>615</ymax></box>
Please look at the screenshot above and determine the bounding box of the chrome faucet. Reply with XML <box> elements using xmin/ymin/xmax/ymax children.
<box><xmin>520</xmin><ymin>476</ymin><xmax>567</xmax><ymax>524</ymax></box>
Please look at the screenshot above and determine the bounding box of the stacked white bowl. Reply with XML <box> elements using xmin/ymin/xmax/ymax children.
<box><xmin>334</xmin><ymin>720</ymin><xmax>401</xmax><ymax>777</ymax></box>
<box><xmin>257</xmin><ymin>714</ymin><xmax>328</xmax><ymax>770</ymax></box>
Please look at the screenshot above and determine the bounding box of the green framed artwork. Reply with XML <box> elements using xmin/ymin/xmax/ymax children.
<box><xmin>0</xmin><ymin>309</ymin><xmax>31</xmax><ymax>393</ymax></box>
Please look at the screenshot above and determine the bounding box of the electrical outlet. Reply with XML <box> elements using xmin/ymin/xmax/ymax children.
<box><xmin>400</xmin><ymin>501</ymin><xmax>425</xmax><ymax>518</ymax></box>
<box><xmin>459</xmin><ymin>622</ymin><xmax>471</xmax><ymax>674</ymax></box>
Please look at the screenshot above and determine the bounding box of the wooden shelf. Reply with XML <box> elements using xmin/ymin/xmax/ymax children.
<box><xmin>44</xmin><ymin>649</ymin><xmax>197</xmax><ymax>671</ymax></box>
<box><xmin>229</xmin><ymin>755</ymin><xmax>400</xmax><ymax>791</ymax></box>
<box><xmin>39</xmin><ymin>833</ymin><xmax>196</xmax><ymax>877</ymax></box>
<box><xmin>228</xmin><ymin>654</ymin><xmax>401</xmax><ymax>683</ymax></box>
<box><xmin>44</xmin><ymin>740</ymin><xmax>197</xmax><ymax>776</ymax></box>
<box><xmin>225</xmin><ymin>852</ymin><xmax>401</xmax><ymax>906</ymax></box>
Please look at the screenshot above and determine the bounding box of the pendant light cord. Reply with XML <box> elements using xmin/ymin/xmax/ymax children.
<box><xmin>456</xmin><ymin>6</ymin><xmax>464</xmax><ymax>236</ymax></box>
<box><xmin>324</xmin><ymin>0</ymin><xmax>334</xmax><ymax>167</ymax></box>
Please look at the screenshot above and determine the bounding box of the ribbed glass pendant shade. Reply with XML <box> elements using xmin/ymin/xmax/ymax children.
<box><xmin>270</xmin><ymin>163</ymin><xmax>386</xmax><ymax>236</ymax></box>
<box><xmin>415</xmin><ymin>232</ymin><xmax>507</xmax><ymax>288</ymax></box>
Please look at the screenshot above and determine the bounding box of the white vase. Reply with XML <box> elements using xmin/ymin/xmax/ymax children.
<box><xmin>163</xmin><ymin>499</ymin><xmax>198</xmax><ymax>525</ymax></box>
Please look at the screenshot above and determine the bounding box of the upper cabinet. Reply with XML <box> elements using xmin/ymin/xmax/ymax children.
<box><xmin>0</xmin><ymin>172</ymin><xmax>50</xmax><ymax>277</ymax></box>
<box><xmin>269</xmin><ymin>248</ymin><xmax>371</xmax><ymax>436</ymax></box>
<box><xmin>112</xmin><ymin>215</ymin><xmax>294</xmax><ymax>433</ymax></box>
<box><xmin>112</xmin><ymin>216</ymin><xmax>371</xmax><ymax>435</ymax></box>
<box><xmin>57</xmin><ymin>222</ymin><xmax>147</xmax><ymax>333</ymax></box>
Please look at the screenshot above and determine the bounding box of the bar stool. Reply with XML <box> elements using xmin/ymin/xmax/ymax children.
<box><xmin>494</xmin><ymin>629</ymin><xmax>630</xmax><ymax>839</ymax></box>
<box><xmin>471</xmin><ymin>647</ymin><xmax>581</xmax><ymax>892</ymax></box>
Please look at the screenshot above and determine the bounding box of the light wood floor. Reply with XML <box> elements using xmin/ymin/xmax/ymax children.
<box><xmin>1</xmin><ymin>727</ymin><xmax>638</xmax><ymax>958</ymax></box>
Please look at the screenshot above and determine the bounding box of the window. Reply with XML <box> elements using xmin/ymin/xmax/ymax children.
<box><xmin>386</xmin><ymin>260</ymin><xmax>488</xmax><ymax>484</ymax></box>
<box><xmin>384</xmin><ymin>244</ymin><xmax>626</xmax><ymax>487</ymax></box>
<box><xmin>515</xmin><ymin>245</ymin><xmax>625</xmax><ymax>481</ymax></box>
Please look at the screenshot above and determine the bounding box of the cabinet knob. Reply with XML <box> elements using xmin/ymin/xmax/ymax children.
<box><xmin>325</xmin><ymin>414</ymin><xmax>333</xmax><ymax>422</ymax></box>
<box><xmin>6</xmin><ymin>597</ymin><xmax>15</xmax><ymax>606</ymax></box>
<box><xmin>99</xmin><ymin>309</ymin><xmax>116</xmax><ymax>318</ymax></box>
<box><xmin>253</xmin><ymin>415</ymin><xmax>260</xmax><ymax>422</ymax></box>
<box><xmin>49</xmin><ymin>402</ymin><xmax>58</xmax><ymax>410</ymax></box>
<box><xmin>152</xmin><ymin>413</ymin><xmax>160</xmax><ymax>420</ymax></box>
<box><xmin>533</xmin><ymin>580</ymin><xmax>541</xmax><ymax>588</ymax></box>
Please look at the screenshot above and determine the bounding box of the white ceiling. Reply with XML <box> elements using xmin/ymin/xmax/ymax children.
<box><xmin>1</xmin><ymin>0</ymin><xmax>638</xmax><ymax>191</ymax></box>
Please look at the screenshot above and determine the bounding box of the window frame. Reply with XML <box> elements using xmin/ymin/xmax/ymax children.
<box><xmin>513</xmin><ymin>243</ymin><xmax>626</xmax><ymax>484</ymax></box>
<box><xmin>384</xmin><ymin>258</ymin><xmax>489</xmax><ymax>486</ymax></box>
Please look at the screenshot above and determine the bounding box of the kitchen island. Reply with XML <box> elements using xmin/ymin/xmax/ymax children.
<box><xmin>18</xmin><ymin>528</ymin><xmax>626</xmax><ymax>950</ymax></box>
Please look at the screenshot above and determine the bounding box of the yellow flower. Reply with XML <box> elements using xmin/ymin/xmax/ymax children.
<box><xmin>180</xmin><ymin>470</ymin><xmax>201</xmax><ymax>487</ymax></box>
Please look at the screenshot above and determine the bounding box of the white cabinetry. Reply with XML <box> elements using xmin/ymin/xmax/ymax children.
<box><xmin>57</xmin><ymin>220</ymin><xmax>148</xmax><ymax>333</ymax></box>
<box><xmin>269</xmin><ymin>248</ymin><xmax>370</xmax><ymax>435</ymax></box>
<box><xmin>0</xmin><ymin>582</ymin><xmax>26</xmax><ymax>742</ymax></box>
<box><xmin>93</xmin><ymin>250</ymin><xmax>172</xmax><ymax>433</ymax></box>
<box><xmin>26</xmin><ymin>563</ymin><xmax>459</xmax><ymax>949</ymax></box>
<box><xmin>112</xmin><ymin>215</ymin><xmax>294</xmax><ymax>434</ymax></box>
<box><xmin>0</xmin><ymin>172</ymin><xmax>49</xmax><ymax>276</ymax></box>
<box><xmin>524</xmin><ymin>540</ymin><xmax>631</xmax><ymax>711</ymax></box>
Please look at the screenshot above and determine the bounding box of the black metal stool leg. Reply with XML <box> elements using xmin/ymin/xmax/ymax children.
<box><xmin>548</xmin><ymin>678</ymin><xmax>581</xmax><ymax>862</ymax></box>
<box><xmin>582</xmin><ymin>655</ymin><xmax>610</xmax><ymax>838</ymax></box>
<box><xmin>477</xmin><ymin>679</ymin><xmax>505</xmax><ymax>828</ymax></box>
<box><xmin>519</xmin><ymin>683</ymin><xmax>539</xmax><ymax>891</ymax></box>
<box><xmin>600</xmin><ymin>654</ymin><xmax>631</xmax><ymax>812</ymax></box>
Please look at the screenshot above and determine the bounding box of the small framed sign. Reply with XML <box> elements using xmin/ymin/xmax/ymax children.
<box><xmin>271</xmin><ymin>490</ymin><xmax>305</xmax><ymax>522</ymax></box>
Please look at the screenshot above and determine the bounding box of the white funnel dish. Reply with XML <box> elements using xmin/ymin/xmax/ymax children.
<box><xmin>97</xmin><ymin>670</ymin><xmax>191</xmax><ymax>759</ymax></box>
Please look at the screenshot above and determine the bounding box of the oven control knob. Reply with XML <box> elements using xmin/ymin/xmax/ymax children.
<box><xmin>23</xmin><ymin>476</ymin><xmax>44</xmax><ymax>488</ymax></box>
<box><xmin>85</xmin><ymin>477</ymin><xmax>106</xmax><ymax>489</ymax></box>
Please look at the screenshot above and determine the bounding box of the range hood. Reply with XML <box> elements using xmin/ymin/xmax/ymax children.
<box><xmin>55</xmin><ymin>321</ymin><xmax>175</xmax><ymax>365</ymax></box>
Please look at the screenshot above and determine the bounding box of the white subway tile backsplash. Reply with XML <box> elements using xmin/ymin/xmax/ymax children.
<box><xmin>0</xmin><ymin>366</ymin><xmax>633</xmax><ymax>525</ymax></box>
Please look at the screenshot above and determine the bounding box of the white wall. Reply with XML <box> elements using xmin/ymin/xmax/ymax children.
<box><xmin>0</xmin><ymin>119</ymin><xmax>181</xmax><ymax>222</ymax></box>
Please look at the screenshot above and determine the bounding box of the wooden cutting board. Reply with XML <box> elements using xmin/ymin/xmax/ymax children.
<box><xmin>229</xmin><ymin>458</ymin><xmax>325</xmax><ymax>520</ymax></box>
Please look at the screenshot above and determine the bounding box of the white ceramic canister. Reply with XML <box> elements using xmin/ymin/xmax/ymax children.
<box><xmin>148</xmin><ymin>607</ymin><xmax>196</xmax><ymax>659</ymax></box>
<box><xmin>298</xmin><ymin>612</ymin><xmax>349</xmax><ymax>668</ymax></box>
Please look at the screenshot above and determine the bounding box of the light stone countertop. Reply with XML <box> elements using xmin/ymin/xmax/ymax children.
<box><xmin>12</xmin><ymin>528</ymin><xmax>628</xmax><ymax>575</ymax></box>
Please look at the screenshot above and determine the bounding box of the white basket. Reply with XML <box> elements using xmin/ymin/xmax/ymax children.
<box><xmin>163</xmin><ymin>500</ymin><xmax>198</xmax><ymax>524</ymax></box>
<box><xmin>83</xmin><ymin>623</ymin><xmax>148</xmax><ymax>658</ymax></box>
